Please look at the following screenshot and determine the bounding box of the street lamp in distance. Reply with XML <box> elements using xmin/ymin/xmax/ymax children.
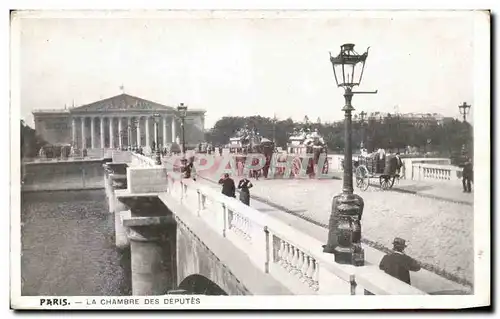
<box><xmin>323</xmin><ymin>43</ymin><xmax>377</xmax><ymax>266</ymax></box>
<box><xmin>152</xmin><ymin>113</ymin><xmax>162</xmax><ymax>165</ymax></box>
<box><xmin>458</xmin><ymin>102</ymin><xmax>471</xmax><ymax>123</ymax></box>
<box><xmin>177</xmin><ymin>103</ymin><xmax>188</xmax><ymax>171</ymax></box>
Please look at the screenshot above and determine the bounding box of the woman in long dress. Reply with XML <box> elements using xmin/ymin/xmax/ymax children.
<box><xmin>237</xmin><ymin>177</ymin><xmax>253</xmax><ymax>206</ymax></box>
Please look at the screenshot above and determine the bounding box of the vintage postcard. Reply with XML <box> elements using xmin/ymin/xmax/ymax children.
<box><xmin>10</xmin><ymin>9</ymin><xmax>490</xmax><ymax>310</ymax></box>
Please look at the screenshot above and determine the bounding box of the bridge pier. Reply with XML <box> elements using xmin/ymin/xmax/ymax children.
<box><xmin>119</xmin><ymin>195</ymin><xmax>177</xmax><ymax>295</ymax></box>
<box><xmin>104</xmin><ymin>163</ymin><xmax>130</xmax><ymax>249</ymax></box>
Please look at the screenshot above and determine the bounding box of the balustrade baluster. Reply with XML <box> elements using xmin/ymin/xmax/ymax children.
<box><xmin>245</xmin><ymin>218</ymin><xmax>251</xmax><ymax>240</ymax></box>
<box><xmin>311</xmin><ymin>259</ymin><xmax>319</xmax><ymax>291</ymax></box>
<box><xmin>305</xmin><ymin>256</ymin><xmax>315</xmax><ymax>286</ymax></box>
<box><xmin>282</xmin><ymin>242</ymin><xmax>291</xmax><ymax>269</ymax></box>
<box><xmin>286</xmin><ymin>243</ymin><xmax>294</xmax><ymax>272</ymax></box>
<box><xmin>278</xmin><ymin>240</ymin><xmax>287</xmax><ymax>266</ymax></box>
<box><xmin>294</xmin><ymin>250</ymin><xmax>305</xmax><ymax>279</ymax></box>
<box><xmin>234</xmin><ymin>214</ymin><xmax>241</xmax><ymax>236</ymax></box>
<box><xmin>300</xmin><ymin>253</ymin><xmax>310</xmax><ymax>283</ymax></box>
<box><xmin>290</xmin><ymin>247</ymin><xmax>300</xmax><ymax>274</ymax></box>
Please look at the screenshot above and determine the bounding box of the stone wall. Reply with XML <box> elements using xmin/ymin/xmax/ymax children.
<box><xmin>22</xmin><ymin>160</ymin><xmax>105</xmax><ymax>191</ymax></box>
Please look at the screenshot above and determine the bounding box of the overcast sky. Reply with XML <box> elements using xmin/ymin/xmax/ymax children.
<box><xmin>16</xmin><ymin>10</ymin><xmax>477</xmax><ymax>128</ymax></box>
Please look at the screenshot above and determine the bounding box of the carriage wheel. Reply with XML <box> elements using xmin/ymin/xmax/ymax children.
<box><xmin>380</xmin><ymin>175</ymin><xmax>391</xmax><ymax>190</ymax></box>
<box><xmin>389</xmin><ymin>176</ymin><xmax>396</xmax><ymax>189</ymax></box>
<box><xmin>292</xmin><ymin>157</ymin><xmax>302</xmax><ymax>177</ymax></box>
<box><xmin>355</xmin><ymin>165</ymin><xmax>369</xmax><ymax>191</ymax></box>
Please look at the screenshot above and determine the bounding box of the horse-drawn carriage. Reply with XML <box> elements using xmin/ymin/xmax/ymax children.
<box><xmin>227</xmin><ymin>126</ymin><xmax>275</xmax><ymax>177</ymax></box>
<box><xmin>354</xmin><ymin>150</ymin><xmax>402</xmax><ymax>191</ymax></box>
<box><xmin>275</xmin><ymin>128</ymin><xmax>329</xmax><ymax>178</ymax></box>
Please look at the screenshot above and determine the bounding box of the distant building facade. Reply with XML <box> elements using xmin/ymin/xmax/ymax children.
<box><xmin>366</xmin><ymin>112</ymin><xmax>454</xmax><ymax>126</ymax></box>
<box><xmin>32</xmin><ymin>93</ymin><xmax>206</xmax><ymax>150</ymax></box>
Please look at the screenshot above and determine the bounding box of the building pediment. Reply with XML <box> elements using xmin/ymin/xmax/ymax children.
<box><xmin>70</xmin><ymin>94</ymin><xmax>175</xmax><ymax>113</ymax></box>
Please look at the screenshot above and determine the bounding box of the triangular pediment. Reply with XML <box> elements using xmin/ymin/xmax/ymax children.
<box><xmin>70</xmin><ymin>94</ymin><xmax>175</xmax><ymax>112</ymax></box>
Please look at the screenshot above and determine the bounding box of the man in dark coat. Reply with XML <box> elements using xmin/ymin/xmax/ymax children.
<box><xmin>462</xmin><ymin>159</ymin><xmax>473</xmax><ymax>193</ymax></box>
<box><xmin>218</xmin><ymin>173</ymin><xmax>236</xmax><ymax>198</ymax></box>
<box><xmin>379</xmin><ymin>237</ymin><xmax>421</xmax><ymax>285</ymax></box>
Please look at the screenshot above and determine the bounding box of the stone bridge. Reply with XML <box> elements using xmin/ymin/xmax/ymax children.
<box><xmin>104</xmin><ymin>151</ymin><xmax>426</xmax><ymax>296</ymax></box>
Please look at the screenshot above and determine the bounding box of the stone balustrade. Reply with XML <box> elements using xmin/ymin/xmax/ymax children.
<box><xmin>411</xmin><ymin>163</ymin><xmax>463</xmax><ymax>183</ymax></box>
<box><xmin>125</xmin><ymin>151</ymin><xmax>428</xmax><ymax>295</ymax></box>
<box><xmin>162</xmin><ymin>171</ymin><xmax>426</xmax><ymax>296</ymax></box>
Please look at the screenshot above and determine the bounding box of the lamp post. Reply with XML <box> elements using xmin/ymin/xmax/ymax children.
<box><xmin>152</xmin><ymin>113</ymin><xmax>162</xmax><ymax>165</ymax></box>
<box><xmin>323</xmin><ymin>43</ymin><xmax>377</xmax><ymax>266</ymax></box>
<box><xmin>177</xmin><ymin>103</ymin><xmax>188</xmax><ymax>170</ymax></box>
<box><xmin>458</xmin><ymin>102</ymin><xmax>471</xmax><ymax>123</ymax></box>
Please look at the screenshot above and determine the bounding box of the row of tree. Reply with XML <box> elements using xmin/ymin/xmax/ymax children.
<box><xmin>21</xmin><ymin>120</ymin><xmax>47</xmax><ymax>159</ymax></box>
<box><xmin>205</xmin><ymin>115</ymin><xmax>473</xmax><ymax>157</ymax></box>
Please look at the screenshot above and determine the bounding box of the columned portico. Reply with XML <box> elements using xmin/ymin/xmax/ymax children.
<box><xmin>36</xmin><ymin>94</ymin><xmax>206</xmax><ymax>152</ymax></box>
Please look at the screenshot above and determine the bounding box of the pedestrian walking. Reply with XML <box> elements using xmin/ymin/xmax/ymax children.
<box><xmin>218</xmin><ymin>173</ymin><xmax>236</xmax><ymax>198</ymax></box>
<box><xmin>379</xmin><ymin>237</ymin><xmax>421</xmax><ymax>285</ymax></box>
<box><xmin>237</xmin><ymin>176</ymin><xmax>253</xmax><ymax>206</ymax></box>
<box><xmin>462</xmin><ymin>158</ymin><xmax>473</xmax><ymax>193</ymax></box>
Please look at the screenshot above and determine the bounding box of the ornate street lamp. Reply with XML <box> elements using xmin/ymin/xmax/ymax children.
<box><xmin>458</xmin><ymin>102</ymin><xmax>471</xmax><ymax>123</ymax></box>
<box><xmin>177</xmin><ymin>103</ymin><xmax>188</xmax><ymax>171</ymax></box>
<box><xmin>323</xmin><ymin>43</ymin><xmax>377</xmax><ymax>266</ymax></box>
<box><xmin>152</xmin><ymin>113</ymin><xmax>162</xmax><ymax>165</ymax></box>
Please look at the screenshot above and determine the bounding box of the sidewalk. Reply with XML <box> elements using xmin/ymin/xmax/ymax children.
<box><xmin>195</xmin><ymin>173</ymin><xmax>471</xmax><ymax>295</ymax></box>
<box><xmin>329</xmin><ymin>170</ymin><xmax>473</xmax><ymax>205</ymax></box>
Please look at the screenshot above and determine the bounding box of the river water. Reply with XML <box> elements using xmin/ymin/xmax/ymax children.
<box><xmin>21</xmin><ymin>190</ymin><xmax>131</xmax><ymax>296</ymax></box>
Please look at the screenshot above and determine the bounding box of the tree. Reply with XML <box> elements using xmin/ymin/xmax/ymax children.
<box><xmin>21</xmin><ymin>120</ymin><xmax>46</xmax><ymax>159</ymax></box>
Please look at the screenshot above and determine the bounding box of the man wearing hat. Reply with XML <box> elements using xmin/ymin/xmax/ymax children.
<box><xmin>379</xmin><ymin>237</ymin><xmax>421</xmax><ymax>285</ymax></box>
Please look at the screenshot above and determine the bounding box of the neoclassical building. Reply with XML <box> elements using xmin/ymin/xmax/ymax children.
<box><xmin>32</xmin><ymin>93</ymin><xmax>206</xmax><ymax>151</ymax></box>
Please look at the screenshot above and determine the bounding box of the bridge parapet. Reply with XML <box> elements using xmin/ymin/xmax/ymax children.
<box><xmin>163</xmin><ymin>173</ymin><xmax>426</xmax><ymax>295</ymax></box>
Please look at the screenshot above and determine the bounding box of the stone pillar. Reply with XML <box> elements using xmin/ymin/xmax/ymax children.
<box><xmin>145</xmin><ymin>117</ymin><xmax>150</xmax><ymax>149</ymax></box>
<box><xmin>137</xmin><ymin>117</ymin><xmax>142</xmax><ymax>147</ymax></box>
<box><xmin>162</xmin><ymin>117</ymin><xmax>167</xmax><ymax>146</ymax></box>
<box><xmin>72</xmin><ymin>117</ymin><xmax>76</xmax><ymax>147</ymax></box>
<box><xmin>122</xmin><ymin>197</ymin><xmax>177</xmax><ymax>295</ymax></box>
<box><xmin>106</xmin><ymin>163</ymin><xmax>129</xmax><ymax>248</ymax></box>
<box><xmin>118</xmin><ymin>118</ymin><xmax>123</xmax><ymax>149</ymax></box>
<box><xmin>128</xmin><ymin>117</ymin><xmax>132</xmax><ymax>148</ymax></box>
<box><xmin>90</xmin><ymin>117</ymin><xmax>96</xmax><ymax>149</ymax></box>
<box><xmin>81</xmin><ymin>117</ymin><xmax>86</xmax><ymax>149</ymax></box>
<box><xmin>171</xmin><ymin>116</ymin><xmax>176</xmax><ymax>143</ymax></box>
<box><xmin>154</xmin><ymin>121</ymin><xmax>158</xmax><ymax>146</ymax></box>
<box><xmin>100</xmin><ymin>117</ymin><xmax>105</xmax><ymax>149</ymax></box>
<box><xmin>109</xmin><ymin>117</ymin><xmax>114</xmax><ymax>149</ymax></box>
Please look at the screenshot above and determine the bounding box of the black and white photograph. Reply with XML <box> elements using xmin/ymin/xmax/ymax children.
<box><xmin>10</xmin><ymin>8</ymin><xmax>490</xmax><ymax>310</ymax></box>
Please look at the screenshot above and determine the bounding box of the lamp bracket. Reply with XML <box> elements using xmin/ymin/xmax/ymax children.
<box><xmin>352</xmin><ymin>90</ymin><xmax>378</xmax><ymax>95</ymax></box>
